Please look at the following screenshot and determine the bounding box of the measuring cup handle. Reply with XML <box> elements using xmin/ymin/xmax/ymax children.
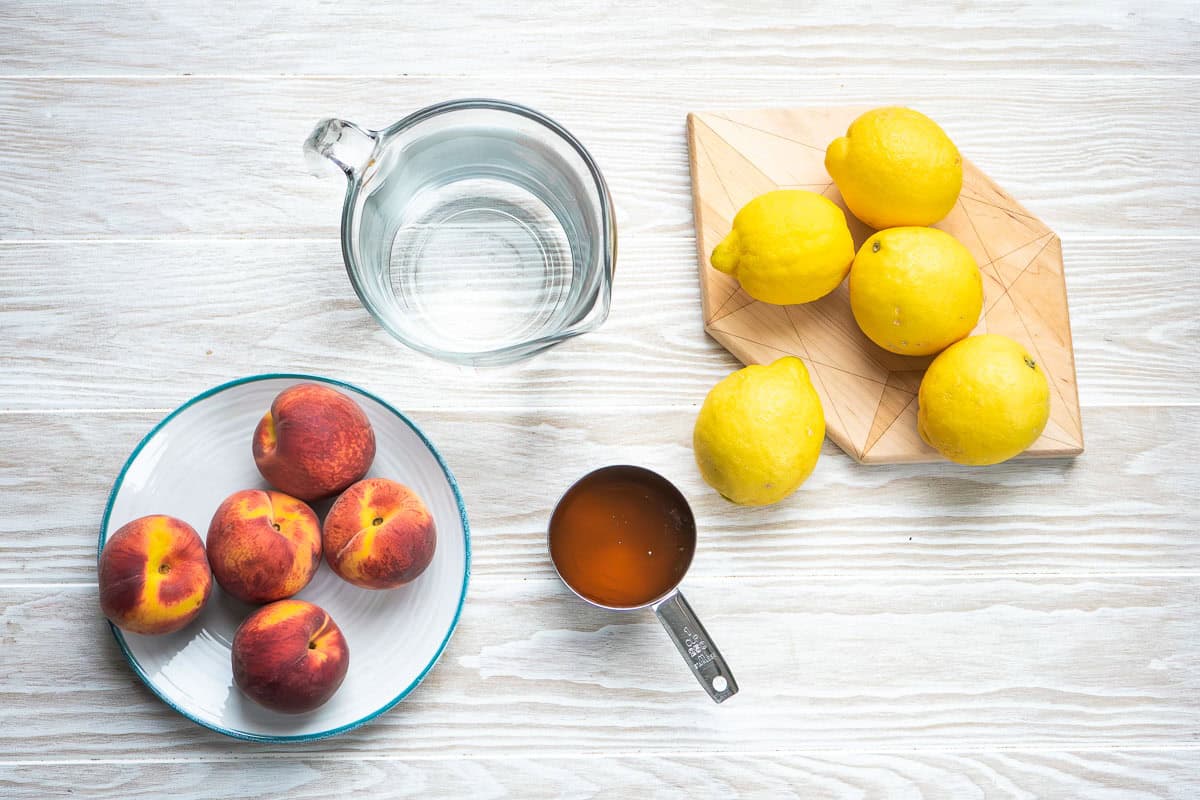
<box><xmin>652</xmin><ymin>591</ymin><xmax>738</xmax><ymax>703</ymax></box>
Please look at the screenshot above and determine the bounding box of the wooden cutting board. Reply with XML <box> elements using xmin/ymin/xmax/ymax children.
<box><xmin>687</xmin><ymin>107</ymin><xmax>1084</xmax><ymax>464</ymax></box>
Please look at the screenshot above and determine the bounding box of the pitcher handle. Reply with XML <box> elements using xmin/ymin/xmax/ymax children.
<box><xmin>653</xmin><ymin>591</ymin><xmax>738</xmax><ymax>703</ymax></box>
<box><xmin>304</xmin><ymin>118</ymin><xmax>377</xmax><ymax>179</ymax></box>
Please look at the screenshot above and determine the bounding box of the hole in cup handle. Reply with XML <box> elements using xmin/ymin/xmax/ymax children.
<box><xmin>653</xmin><ymin>591</ymin><xmax>739</xmax><ymax>704</ymax></box>
<box><xmin>303</xmin><ymin>118</ymin><xmax>378</xmax><ymax>179</ymax></box>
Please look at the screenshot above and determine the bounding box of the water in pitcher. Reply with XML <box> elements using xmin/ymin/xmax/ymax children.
<box><xmin>354</xmin><ymin>124</ymin><xmax>603</xmax><ymax>356</ymax></box>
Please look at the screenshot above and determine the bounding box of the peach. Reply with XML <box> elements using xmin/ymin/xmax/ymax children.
<box><xmin>206</xmin><ymin>489</ymin><xmax>322</xmax><ymax>605</ymax></box>
<box><xmin>252</xmin><ymin>383</ymin><xmax>376</xmax><ymax>501</ymax></box>
<box><xmin>98</xmin><ymin>515</ymin><xmax>212</xmax><ymax>635</ymax></box>
<box><xmin>232</xmin><ymin>599</ymin><xmax>349</xmax><ymax>713</ymax></box>
<box><xmin>323</xmin><ymin>478</ymin><xmax>436</xmax><ymax>589</ymax></box>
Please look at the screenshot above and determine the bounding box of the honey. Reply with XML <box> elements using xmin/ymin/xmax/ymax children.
<box><xmin>549</xmin><ymin>466</ymin><xmax>695</xmax><ymax>609</ymax></box>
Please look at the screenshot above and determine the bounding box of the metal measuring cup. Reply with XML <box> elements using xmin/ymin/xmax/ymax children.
<box><xmin>548</xmin><ymin>465</ymin><xmax>738</xmax><ymax>703</ymax></box>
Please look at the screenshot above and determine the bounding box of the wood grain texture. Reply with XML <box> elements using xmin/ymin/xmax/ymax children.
<box><xmin>0</xmin><ymin>237</ymin><xmax>1195</xmax><ymax>411</ymax></box>
<box><xmin>1</xmin><ymin>1</ymin><xmax>1196</xmax><ymax>77</ymax></box>
<box><xmin>2</xmin><ymin>405</ymin><xmax>1196</xmax><ymax>584</ymax></box>
<box><xmin>1</xmin><ymin>577</ymin><xmax>1197</xmax><ymax>759</ymax></box>
<box><xmin>0</xmin><ymin>2</ymin><xmax>1196</xmax><ymax>795</ymax></box>
<box><xmin>4</xmin><ymin>750</ymin><xmax>1199</xmax><ymax>799</ymax></box>
<box><xmin>0</xmin><ymin>76</ymin><xmax>1196</xmax><ymax>240</ymax></box>
<box><xmin>688</xmin><ymin>107</ymin><xmax>1082</xmax><ymax>463</ymax></box>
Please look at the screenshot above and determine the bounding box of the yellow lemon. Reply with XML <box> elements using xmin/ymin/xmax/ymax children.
<box><xmin>825</xmin><ymin>107</ymin><xmax>962</xmax><ymax>228</ymax></box>
<box><xmin>918</xmin><ymin>334</ymin><xmax>1050</xmax><ymax>466</ymax></box>
<box><xmin>849</xmin><ymin>227</ymin><xmax>982</xmax><ymax>356</ymax></box>
<box><xmin>711</xmin><ymin>190</ymin><xmax>854</xmax><ymax>305</ymax></box>
<box><xmin>693</xmin><ymin>357</ymin><xmax>825</xmax><ymax>506</ymax></box>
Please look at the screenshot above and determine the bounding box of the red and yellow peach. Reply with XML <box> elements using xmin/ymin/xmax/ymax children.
<box><xmin>98</xmin><ymin>515</ymin><xmax>212</xmax><ymax>635</ymax></box>
<box><xmin>323</xmin><ymin>478</ymin><xmax>436</xmax><ymax>589</ymax></box>
<box><xmin>206</xmin><ymin>489</ymin><xmax>322</xmax><ymax>605</ymax></box>
<box><xmin>232</xmin><ymin>599</ymin><xmax>349</xmax><ymax>713</ymax></box>
<box><xmin>252</xmin><ymin>383</ymin><xmax>376</xmax><ymax>501</ymax></box>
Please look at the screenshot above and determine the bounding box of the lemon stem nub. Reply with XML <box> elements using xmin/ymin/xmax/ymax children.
<box><xmin>710</xmin><ymin>230</ymin><xmax>739</xmax><ymax>275</ymax></box>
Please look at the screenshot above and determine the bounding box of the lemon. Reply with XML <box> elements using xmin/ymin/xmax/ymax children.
<box><xmin>711</xmin><ymin>190</ymin><xmax>854</xmax><ymax>305</ymax></box>
<box><xmin>693</xmin><ymin>357</ymin><xmax>825</xmax><ymax>505</ymax></box>
<box><xmin>849</xmin><ymin>227</ymin><xmax>982</xmax><ymax>356</ymax></box>
<box><xmin>825</xmin><ymin>107</ymin><xmax>962</xmax><ymax>229</ymax></box>
<box><xmin>918</xmin><ymin>335</ymin><xmax>1050</xmax><ymax>466</ymax></box>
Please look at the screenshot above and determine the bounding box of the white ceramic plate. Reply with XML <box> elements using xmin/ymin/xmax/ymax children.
<box><xmin>99</xmin><ymin>374</ymin><xmax>470</xmax><ymax>742</ymax></box>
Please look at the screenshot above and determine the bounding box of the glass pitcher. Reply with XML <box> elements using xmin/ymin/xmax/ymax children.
<box><xmin>304</xmin><ymin>99</ymin><xmax>617</xmax><ymax>366</ymax></box>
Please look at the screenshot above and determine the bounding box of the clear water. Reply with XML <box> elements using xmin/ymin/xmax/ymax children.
<box><xmin>353</xmin><ymin>124</ymin><xmax>606</xmax><ymax>360</ymax></box>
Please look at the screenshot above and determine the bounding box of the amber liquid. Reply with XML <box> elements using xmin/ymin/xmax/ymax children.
<box><xmin>549</xmin><ymin>466</ymin><xmax>695</xmax><ymax>609</ymax></box>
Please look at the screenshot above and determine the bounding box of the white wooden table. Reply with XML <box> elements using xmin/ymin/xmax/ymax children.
<box><xmin>2</xmin><ymin>2</ymin><xmax>1197</xmax><ymax>797</ymax></box>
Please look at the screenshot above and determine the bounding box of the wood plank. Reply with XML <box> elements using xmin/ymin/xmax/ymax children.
<box><xmin>0</xmin><ymin>77</ymin><xmax>1195</xmax><ymax>240</ymax></box>
<box><xmin>0</xmin><ymin>237</ymin><xmax>1194</xmax><ymax>411</ymax></box>
<box><xmin>1</xmin><ymin>577</ymin><xmax>1196</xmax><ymax>758</ymax></box>
<box><xmin>1</xmin><ymin>4</ymin><xmax>1195</xmax><ymax>794</ymax></box>
<box><xmin>0</xmin><ymin>1</ymin><xmax>1195</xmax><ymax>77</ymax></box>
<box><xmin>3</xmin><ymin>750</ymin><xmax>1199</xmax><ymax>799</ymax></box>
<box><xmin>3</xmin><ymin>404</ymin><xmax>1197</xmax><ymax>584</ymax></box>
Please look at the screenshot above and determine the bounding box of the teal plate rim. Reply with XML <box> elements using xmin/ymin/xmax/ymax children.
<box><xmin>97</xmin><ymin>372</ymin><xmax>472</xmax><ymax>743</ymax></box>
